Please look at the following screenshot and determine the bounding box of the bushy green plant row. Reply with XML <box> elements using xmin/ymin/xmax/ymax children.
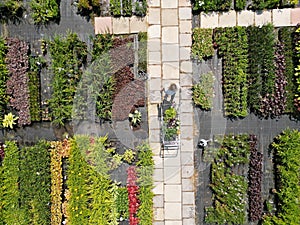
<box><xmin>192</xmin><ymin>0</ymin><xmax>298</xmax><ymax>12</ymax></box>
<box><xmin>263</xmin><ymin>129</ymin><xmax>300</xmax><ymax>224</ymax></box>
<box><xmin>30</xmin><ymin>0</ymin><xmax>59</xmax><ymax>25</ymax></box>
<box><xmin>205</xmin><ymin>134</ymin><xmax>250</xmax><ymax>224</ymax></box>
<box><xmin>0</xmin><ymin>37</ymin><xmax>8</xmax><ymax>125</ymax></box>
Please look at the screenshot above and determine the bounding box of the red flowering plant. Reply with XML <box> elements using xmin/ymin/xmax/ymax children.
<box><xmin>127</xmin><ymin>166</ymin><xmax>139</xmax><ymax>225</ymax></box>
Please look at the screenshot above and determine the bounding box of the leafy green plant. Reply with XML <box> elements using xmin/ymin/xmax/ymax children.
<box><xmin>0</xmin><ymin>37</ymin><xmax>8</xmax><ymax>125</ymax></box>
<box><xmin>123</xmin><ymin>149</ymin><xmax>136</xmax><ymax>164</ymax></box>
<box><xmin>48</xmin><ymin>32</ymin><xmax>87</xmax><ymax>126</ymax></box>
<box><xmin>0</xmin><ymin>141</ymin><xmax>27</xmax><ymax>225</ymax></box>
<box><xmin>192</xmin><ymin>28</ymin><xmax>214</xmax><ymax>61</ymax></box>
<box><xmin>263</xmin><ymin>129</ymin><xmax>300</xmax><ymax>224</ymax></box>
<box><xmin>164</xmin><ymin>107</ymin><xmax>176</xmax><ymax>122</ymax></box>
<box><xmin>30</xmin><ymin>0</ymin><xmax>59</xmax><ymax>25</ymax></box>
<box><xmin>2</xmin><ymin>112</ymin><xmax>18</xmax><ymax>129</ymax></box>
<box><xmin>76</xmin><ymin>0</ymin><xmax>101</xmax><ymax>18</ymax></box>
<box><xmin>134</xmin><ymin>0</ymin><xmax>147</xmax><ymax>17</ymax></box>
<box><xmin>129</xmin><ymin>110</ymin><xmax>142</xmax><ymax>127</ymax></box>
<box><xmin>0</xmin><ymin>0</ymin><xmax>24</xmax><ymax>24</ymax></box>
<box><xmin>294</xmin><ymin>27</ymin><xmax>300</xmax><ymax>112</ymax></box>
<box><xmin>115</xmin><ymin>187</ymin><xmax>129</xmax><ymax>221</ymax></box>
<box><xmin>138</xmin><ymin>32</ymin><xmax>147</xmax><ymax>73</ymax></box>
<box><xmin>234</xmin><ymin>0</ymin><xmax>246</xmax><ymax>10</ymax></box>
<box><xmin>192</xmin><ymin>71</ymin><xmax>215</xmax><ymax>110</ymax></box>
<box><xmin>193</xmin><ymin>0</ymin><xmax>232</xmax><ymax>12</ymax></box>
<box><xmin>110</xmin><ymin>0</ymin><xmax>121</xmax><ymax>16</ymax></box>
<box><xmin>250</xmin><ymin>0</ymin><xmax>280</xmax><ymax>9</ymax></box>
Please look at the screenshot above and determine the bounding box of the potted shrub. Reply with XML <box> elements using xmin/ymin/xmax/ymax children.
<box><xmin>163</xmin><ymin>107</ymin><xmax>180</xmax><ymax>142</ymax></box>
<box><xmin>129</xmin><ymin>109</ymin><xmax>141</xmax><ymax>130</ymax></box>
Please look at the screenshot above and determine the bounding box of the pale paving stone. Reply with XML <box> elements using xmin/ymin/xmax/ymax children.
<box><xmin>164</xmin><ymin>154</ymin><xmax>181</xmax><ymax>167</ymax></box>
<box><xmin>112</xmin><ymin>17</ymin><xmax>129</xmax><ymax>34</ymax></box>
<box><xmin>149</xmin><ymin>51</ymin><xmax>161</xmax><ymax>65</ymax></box>
<box><xmin>148</xmin><ymin>39</ymin><xmax>161</xmax><ymax>52</ymax></box>
<box><xmin>154</xmin><ymin>222</ymin><xmax>164</xmax><ymax>225</ymax></box>
<box><xmin>130</xmin><ymin>16</ymin><xmax>147</xmax><ymax>33</ymax></box>
<box><xmin>179</xmin><ymin>7</ymin><xmax>192</xmax><ymax>20</ymax></box>
<box><xmin>162</xmin><ymin>0</ymin><xmax>178</xmax><ymax>8</ymax></box>
<box><xmin>180</xmin><ymin>113</ymin><xmax>193</xmax><ymax>126</ymax></box>
<box><xmin>182</xmin><ymin>165</ymin><xmax>194</xmax><ymax>178</ymax></box>
<box><xmin>181</xmin><ymin>125</ymin><xmax>193</xmax><ymax>140</ymax></box>
<box><xmin>219</xmin><ymin>10</ymin><xmax>237</xmax><ymax>27</ymax></box>
<box><xmin>148</xmin><ymin>64</ymin><xmax>161</xmax><ymax>78</ymax></box>
<box><xmin>237</xmin><ymin>10</ymin><xmax>254</xmax><ymax>26</ymax></box>
<box><xmin>200</xmin><ymin>12</ymin><xmax>218</xmax><ymax>28</ymax></box>
<box><xmin>148</xmin><ymin>104</ymin><xmax>159</xmax><ymax>117</ymax></box>
<box><xmin>153</xmin><ymin>195</ymin><xmax>164</xmax><ymax>208</ymax></box>
<box><xmin>182</xmin><ymin>178</ymin><xmax>194</xmax><ymax>191</ymax></box>
<box><xmin>182</xmin><ymin>191</ymin><xmax>195</xmax><ymax>204</ymax></box>
<box><xmin>148</xmin><ymin>8</ymin><xmax>161</xmax><ymax>25</ymax></box>
<box><xmin>162</xmin><ymin>44</ymin><xmax>180</xmax><ymax>62</ymax></box>
<box><xmin>153</xmin><ymin>168</ymin><xmax>163</xmax><ymax>182</ymax></box>
<box><xmin>162</xmin><ymin>27</ymin><xmax>179</xmax><ymax>44</ymax></box>
<box><xmin>162</xmin><ymin>9</ymin><xmax>178</xmax><ymax>26</ymax></box>
<box><xmin>180</xmin><ymin>34</ymin><xmax>192</xmax><ymax>47</ymax></box>
<box><xmin>94</xmin><ymin>17</ymin><xmax>112</xmax><ymax>34</ymax></box>
<box><xmin>153</xmin><ymin>181</ymin><xmax>164</xmax><ymax>194</ymax></box>
<box><xmin>149</xmin><ymin>114</ymin><xmax>160</xmax><ymax>129</ymax></box>
<box><xmin>183</xmin><ymin>218</ymin><xmax>196</xmax><ymax>225</ymax></box>
<box><xmin>162</xmin><ymin>62</ymin><xmax>180</xmax><ymax>80</ymax></box>
<box><xmin>183</xmin><ymin>205</ymin><xmax>195</xmax><ymax>218</ymax></box>
<box><xmin>255</xmin><ymin>10</ymin><xmax>272</xmax><ymax>26</ymax></box>
<box><xmin>181</xmin><ymin>139</ymin><xmax>194</xmax><ymax>152</ymax></box>
<box><xmin>153</xmin><ymin>155</ymin><xmax>163</xmax><ymax>168</ymax></box>
<box><xmin>165</xmin><ymin>221</ymin><xmax>183</xmax><ymax>225</ymax></box>
<box><xmin>149</xmin><ymin>128</ymin><xmax>160</xmax><ymax>142</ymax></box>
<box><xmin>180</xmin><ymin>87</ymin><xmax>192</xmax><ymax>100</ymax></box>
<box><xmin>151</xmin><ymin>144</ymin><xmax>161</xmax><ymax>156</ymax></box>
<box><xmin>165</xmin><ymin>203</ymin><xmax>182</xmax><ymax>220</ymax></box>
<box><xmin>165</xmin><ymin>185</ymin><xmax>182</xmax><ymax>202</ymax></box>
<box><xmin>180</xmin><ymin>73</ymin><xmax>193</xmax><ymax>87</ymax></box>
<box><xmin>291</xmin><ymin>8</ymin><xmax>300</xmax><ymax>26</ymax></box>
<box><xmin>180</xmin><ymin>47</ymin><xmax>191</xmax><ymax>60</ymax></box>
<box><xmin>272</xmin><ymin>9</ymin><xmax>291</xmax><ymax>27</ymax></box>
<box><xmin>181</xmin><ymin>151</ymin><xmax>194</xmax><ymax>166</ymax></box>
<box><xmin>179</xmin><ymin>0</ymin><xmax>191</xmax><ymax>7</ymax></box>
<box><xmin>148</xmin><ymin>25</ymin><xmax>161</xmax><ymax>39</ymax></box>
<box><xmin>150</xmin><ymin>90</ymin><xmax>161</xmax><ymax>103</ymax></box>
<box><xmin>180</xmin><ymin>100</ymin><xmax>193</xmax><ymax>113</ymax></box>
<box><xmin>149</xmin><ymin>0</ymin><xmax>160</xmax><ymax>7</ymax></box>
<box><xmin>180</xmin><ymin>20</ymin><xmax>192</xmax><ymax>34</ymax></box>
<box><xmin>164</xmin><ymin>166</ymin><xmax>181</xmax><ymax>184</ymax></box>
<box><xmin>181</xmin><ymin>61</ymin><xmax>193</xmax><ymax>73</ymax></box>
<box><xmin>154</xmin><ymin>208</ymin><xmax>164</xmax><ymax>221</ymax></box>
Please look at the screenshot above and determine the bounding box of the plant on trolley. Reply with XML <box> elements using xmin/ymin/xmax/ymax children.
<box><xmin>163</xmin><ymin>107</ymin><xmax>180</xmax><ymax>141</ymax></box>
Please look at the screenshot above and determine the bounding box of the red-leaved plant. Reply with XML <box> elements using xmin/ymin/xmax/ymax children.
<box><xmin>5</xmin><ymin>38</ymin><xmax>31</xmax><ymax>126</ymax></box>
<box><xmin>127</xmin><ymin>166</ymin><xmax>139</xmax><ymax>225</ymax></box>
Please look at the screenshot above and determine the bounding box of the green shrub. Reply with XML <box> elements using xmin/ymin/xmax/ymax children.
<box><xmin>77</xmin><ymin>0</ymin><xmax>101</xmax><ymax>18</ymax></box>
<box><xmin>234</xmin><ymin>0</ymin><xmax>246</xmax><ymax>10</ymax></box>
<box><xmin>0</xmin><ymin>0</ymin><xmax>24</xmax><ymax>23</ymax></box>
<box><xmin>263</xmin><ymin>129</ymin><xmax>300</xmax><ymax>224</ymax></box>
<box><xmin>192</xmin><ymin>28</ymin><xmax>214</xmax><ymax>61</ymax></box>
<box><xmin>0</xmin><ymin>37</ymin><xmax>8</xmax><ymax>124</ymax></box>
<box><xmin>294</xmin><ymin>27</ymin><xmax>300</xmax><ymax>112</ymax></box>
<box><xmin>250</xmin><ymin>0</ymin><xmax>280</xmax><ymax>9</ymax></box>
<box><xmin>115</xmin><ymin>187</ymin><xmax>129</xmax><ymax>220</ymax></box>
<box><xmin>30</xmin><ymin>0</ymin><xmax>59</xmax><ymax>25</ymax></box>
<box><xmin>19</xmin><ymin>141</ymin><xmax>51</xmax><ymax>225</ymax></box>
<box><xmin>192</xmin><ymin>71</ymin><xmax>215</xmax><ymax>110</ymax></box>
<box><xmin>48</xmin><ymin>32</ymin><xmax>87</xmax><ymax>126</ymax></box>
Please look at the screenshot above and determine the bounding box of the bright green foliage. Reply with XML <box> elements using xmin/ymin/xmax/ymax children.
<box><xmin>263</xmin><ymin>129</ymin><xmax>300</xmax><ymax>225</ymax></box>
<box><xmin>77</xmin><ymin>0</ymin><xmax>101</xmax><ymax>18</ymax></box>
<box><xmin>48</xmin><ymin>32</ymin><xmax>87</xmax><ymax>126</ymax></box>
<box><xmin>0</xmin><ymin>37</ymin><xmax>8</xmax><ymax>125</ymax></box>
<box><xmin>19</xmin><ymin>141</ymin><xmax>51</xmax><ymax>225</ymax></box>
<box><xmin>215</xmin><ymin>26</ymin><xmax>248</xmax><ymax>117</ymax></box>
<box><xmin>134</xmin><ymin>0</ymin><xmax>147</xmax><ymax>17</ymax></box>
<box><xmin>138</xmin><ymin>32</ymin><xmax>147</xmax><ymax>72</ymax></box>
<box><xmin>136</xmin><ymin>143</ymin><xmax>154</xmax><ymax>224</ymax></box>
<box><xmin>30</xmin><ymin>0</ymin><xmax>59</xmax><ymax>25</ymax></box>
<box><xmin>193</xmin><ymin>0</ymin><xmax>232</xmax><ymax>12</ymax></box>
<box><xmin>0</xmin><ymin>141</ymin><xmax>27</xmax><ymax>225</ymax></box>
<box><xmin>0</xmin><ymin>0</ymin><xmax>24</xmax><ymax>23</ymax></box>
<box><xmin>2</xmin><ymin>112</ymin><xmax>18</xmax><ymax>129</ymax></box>
<box><xmin>123</xmin><ymin>0</ymin><xmax>132</xmax><ymax>16</ymax></box>
<box><xmin>294</xmin><ymin>27</ymin><xmax>300</xmax><ymax>111</ymax></box>
<box><xmin>192</xmin><ymin>28</ymin><xmax>214</xmax><ymax>61</ymax></box>
<box><xmin>110</xmin><ymin>0</ymin><xmax>121</xmax><ymax>16</ymax></box>
<box><xmin>115</xmin><ymin>187</ymin><xmax>129</xmax><ymax>220</ymax></box>
<box><xmin>205</xmin><ymin>134</ymin><xmax>250</xmax><ymax>224</ymax></box>
<box><xmin>28</xmin><ymin>56</ymin><xmax>44</xmax><ymax>121</ymax></box>
<box><xmin>278</xmin><ymin>27</ymin><xmax>296</xmax><ymax>113</ymax></box>
<box><xmin>250</xmin><ymin>0</ymin><xmax>280</xmax><ymax>9</ymax></box>
<box><xmin>67</xmin><ymin>137</ymin><xmax>117</xmax><ymax>224</ymax></box>
<box><xmin>92</xmin><ymin>34</ymin><xmax>113</xmax><ymax>62</ymax></box>
<box><xmin>192</xmin><ymin>71</ymin><xmax>215</xmax><ymax>110</ymax></box>
<box><xmin>123</xmin><ymin>149</ymin><xmax>136</xmax><ymax>164</ymax></box>
<box><xmin>247</xmin><ymin>24</ymin><xmax>276</xmax><ymax>113</ymax></box>
<box><xmin>234</xmin><ymin>0</ymin><xmax>247</xmax><ymax>10</ymax></box>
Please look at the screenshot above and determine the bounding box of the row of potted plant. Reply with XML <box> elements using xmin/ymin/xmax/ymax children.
<box><xmin>294</xmin><ymin>27</ymin><xmax>300</xmax><ymax>112</ymax></box>
<box><xmin>192</xmin><ymin>0</ymin><xmax>298</xmax><ymax>12</ymax></box>
<box><xmin>30</xmin><ymin>0</ymin><xmax>60</xmax><ymax>25</ymax></box>
<box><xmin>205</xmin><ymin>134</ymin><xmax>250</xmax><ymax>224</ymax></box>
<box><xmin>263</xmin><ymin>129</ymin><xmax>300</xmax><ymax>224</ymax></box>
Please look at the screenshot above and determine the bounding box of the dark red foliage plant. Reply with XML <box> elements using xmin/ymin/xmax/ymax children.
<box><xmin>127</xmin><ymin>166</ymin><xmax>139</xmax><ymax>225</ymax></box>
<box><xmin>0</xmin><ymin>143</ymin><xmax>5</xmax><ymax>162</ymax></box>
<box><xmin>5</xmin><ymin>38</ymin><xmax>31</xmax><ymax>126</ymax></box>
<box><xmin>248</xmin><ymin>135</ymin><xmax>263</xmax><ymax>222</ymax></box>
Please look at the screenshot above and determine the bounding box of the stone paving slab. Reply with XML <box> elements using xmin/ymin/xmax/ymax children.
<box><xmin>182</xmin><ymin>165</ymin><xmax>194</xmax><ymax>178</ymax></box>
<box><xmin>153</xmin><ymin>182</ymin><xmax>164</xmax><ymax>195</ymax></box>
<box><xmin>181</xmin><ymin>151</ymin><xmax>194</xmax><ymax>165</ymax></box>
<box><xmin>180</xmin><ymin>61</ymin><xmax>193</xmax><ymax>73</ymax></box>
<box><xmin>183</xmin><ymin>205</ymin><xmax>195</xmax><ymax>218</ymax></box>
<box><xmin>149</xmin><ymin>0</ymin><xmax>160</xmax><ymax>7</ymax></box>
<box><xmin>154</xmin><ymin>168</ymin><xmax>164</xmax><ymax>182</ymax></box>
<box><xmin>237</xmin><ymin>10</ymin><xmax>254</xmax><ymax>26</ymax></box>
<box><xmin>162</xmin><ymin>27</ymin><xmax>179</xmax><ymax>43</ymax></box>
<box><xmin>180</xmin><ymin>139</ymin><xmax>194</xmax><ymax>151</ymax></box>
<box><xmin>180</xmin><ymin>33</ymin><xmax>192</xmax><ymax>46</ymax></box>
<box><xmin>272</xmin><ymin>9</ymin><xmax>291</xmax><ymax>27</ymax></box>
<box><xmin>149</xmin><ymin>51</ymin><xmax>162</xmax><ymax>65</ymax></box>
<box><xmin>255</xmin><ymin>10</ymin><xmax>272</xmax><ymax>26</ymax></box>
<box><xmin>148</xmin><ymin>25</ymin><xmax>161</xmax><ymax>39</ymax></box>
<box><xmin>162</xmin><ymin>62</ymin><xmax>180</xmax><ymax>79</ymax></box>
<box><xmin>162</xmin><ymin>44</ymin><xmax>180</xmax><ymax>61</ymax></box>
<box><xmin>162</xmin><ymin>9</ymin><xmax>179</xmax><ymax>26</ymax></box>
<box><xmin>153</xmin><ymin>195</ymin><xmax>164</xmax><ymax>208</ymax></box>
<box><xmin>180</xmin><ymin>20</ymin><xmax>192</xmax><ymax>33</ymax></box>
<box><xmin>291</xmin><ymin>8</ymin><xmax>300</xmax><ymax>25</ymax></box>
<box><xmin>180</xmin><ymin>47</ymin><xmax>191</xmax><ymax>60</ymax></box>
<box><xmin>165</xmin><ymin>203</ymin><xmax>182</xmax><ymax>220</ymax></box>
<box><xmin>164</xmin><ymin>166</ymin><xmax>181</xmax><ymax>184</ymax></box>
<box><xmin>165</xmin><ymin>185</ymin><xmax>182</xmax><ymax>201</ymax></box>
<box><xmin>148</xmin><ymin>8</ymin><xmax>161</xmax><ymax>25</ymax></box>
<box><xmin>182</xmin><ymin>191</ymin><xmax>195</xmax><ymax>204</ymax></box>
<box><xmin>154</xmin><ymin>208</ymin><xmax>164</xmax><ymax>221</ymax></box>
<box><xmin>179</xmin><ymin>7</ymin><xmax>192</xmax><ymax>20</ymax></box>
<box><xmin>164</xmin><ymin>153</ymin><xmax>181</xmax><ymax>167</ymax></box>
<box><xmin>200</xmin><ymin>12</ymin><xmax>219</xmax><ymax>28</ymax></box>
<box><xmin>219</xmin><ymin>10</ymin><xmax>237</xmax><ymax>27</ymax></box>
<box><xmin>148</xmin><ymin>64</ymin><xmax>162</xmax><ymax>78</ymax></box>
<box><xmin>148</xmin><ymin>39</ymin><xmax>161</xmax><ymax>52</ymax></box>
<box><xmin>162</xmin><ymin>0</ymin><xmax>178</xmax><ymax>8</ymax></box>
<box><xmin>182</xmin><ymin>178</ymin><xmax>195</xmax><ymax>191</ymax></box>
<box><xmin>165</xmin><ymin>221</ymin><xmax>183</xmax><ymax>225</ymax></box>
<box><xmin>179</xmin><ymin>0</ymin><xmax>191</xmax><ymax>7</ymax></box>
<box><xmin>183</xmin><ymin>218</ymin><xmax>196</xmax><ymax>225</ymax></box>
<box><xmin>150</xmin><ymin>90</ymin><xmax>162</xmax><ymax>103</ymax></box>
